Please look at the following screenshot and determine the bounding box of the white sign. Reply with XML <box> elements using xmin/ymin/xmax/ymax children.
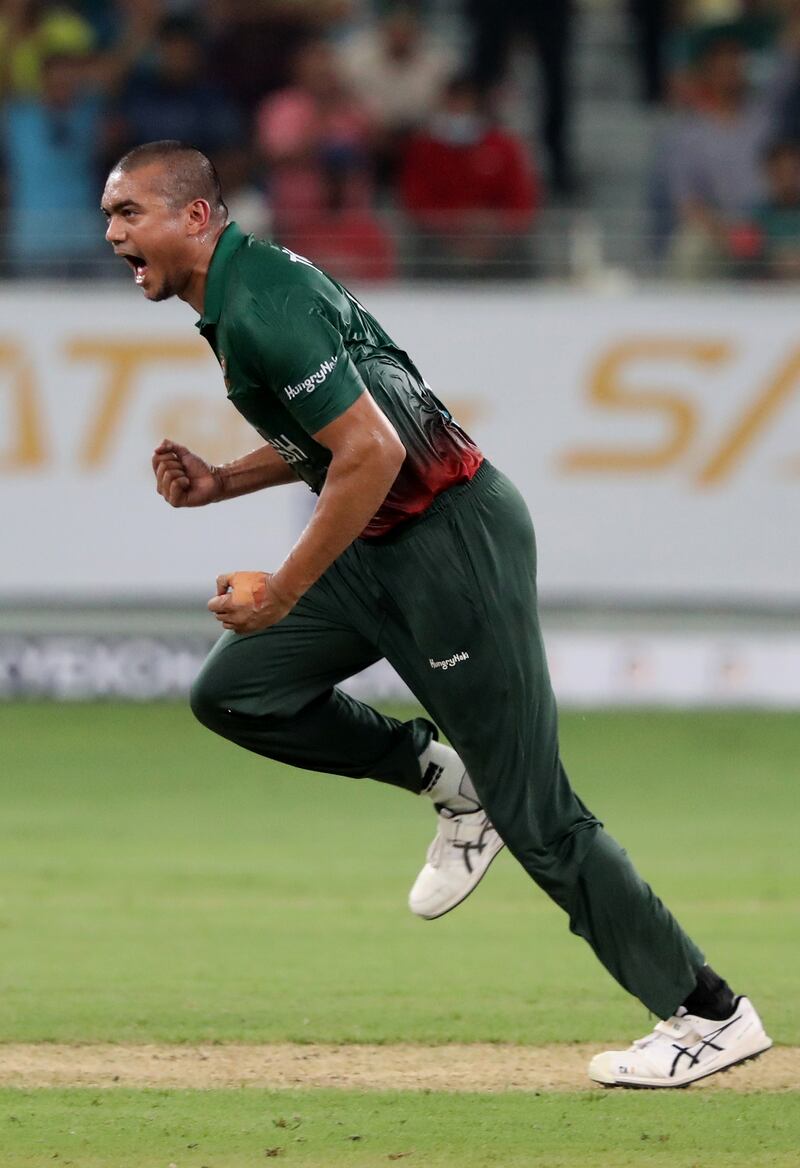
<box><xmin>3</xmin><ymin>631</ymin><xmax>797</xmax><ymax>708</ymax></box>
<box><xmin>1</xmin><ymin>285</ymin><xmax>798</xmax><ymax>604</ymax></box>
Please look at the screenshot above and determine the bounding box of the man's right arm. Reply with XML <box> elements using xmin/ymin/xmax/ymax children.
<box><xmin>153</xmin><ymin>439</ymin><xmax>297</xmax><ymax>508</ymax></box>
<box><xmin>216</xmin><ymin>442</ymin><xmax>300</xmax><ymax>498</ymax></box>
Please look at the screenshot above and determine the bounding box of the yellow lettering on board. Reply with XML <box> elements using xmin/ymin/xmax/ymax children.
<box><xmin>0</xmin><ymin>341</ymin><xmax>47</xmax><ymax>471</ymax></box>
<box><xmin>67</xmin><ymin>339</ymin><xmax>207</xmax><ymax>468</ymax></box>
<box><xmin>153</xmin><ymin>397</ymin><xmax>256</xmax><ymax>467</ymax></box>
<box><xmin>697</xmin><ymin>346</ymin><xmax>800</xmax><ymax>486</ymax></box>
<box><xmin>561</xmin><ymin>339</ymin><xmax>729</xmax><ymax>474</ymax></box>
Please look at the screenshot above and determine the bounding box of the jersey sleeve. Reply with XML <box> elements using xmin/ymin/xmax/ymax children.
<box><xmin>237</xmin><ymin>290</ymin><xmax>366</xmax><ymax>435</ymax></box>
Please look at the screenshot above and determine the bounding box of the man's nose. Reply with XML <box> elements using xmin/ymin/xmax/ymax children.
<box><xmin>105</xmin><ymin>217</ymin><xmax>124</xmax><ymax>243</ymax></box>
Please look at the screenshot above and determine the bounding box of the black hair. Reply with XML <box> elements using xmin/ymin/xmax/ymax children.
<box><xmin>111</xmin><ymin>140</ymin><xmax>227</xmax><ymax>218</ymax></box>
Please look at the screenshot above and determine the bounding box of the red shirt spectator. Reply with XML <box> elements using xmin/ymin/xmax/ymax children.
<box><xmin>401</xmin><ymin>126</ymin><xmax>539</xmax><ymax>230</ymax></box>
<box><xmin>256</xmin><ymin>39</ymin><xmax>394</xmax><ymax>282</ymax></box>
<box><xmin>399</xmin><ymin>76</ymin><xmax>540</xmax><ymax>276</ymax></box>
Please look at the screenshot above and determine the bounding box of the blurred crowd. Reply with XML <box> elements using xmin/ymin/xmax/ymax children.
<box><xmin>1</xmin><ymin>0</ymin><xmax>800</xmax><ymax>282</ymax></box>
<box><xmin>649</xmin><ymin>0</ymin><xmax>800</xmax><ymax>280</ymax></box>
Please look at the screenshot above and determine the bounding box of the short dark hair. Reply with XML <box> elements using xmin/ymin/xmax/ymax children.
<box><xmin>111</xmin><ymin>141</ymin><xmax>227</xmax><ymax>218</ymax></box>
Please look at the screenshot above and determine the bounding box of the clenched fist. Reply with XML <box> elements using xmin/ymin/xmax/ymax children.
<box><xmin>152</xmin><ymin>439</ymin><xmax>223</xmax><ymax>507</ymax></box>
<box><xmin>207</xmin><ymin>571</ymin><xmax>296</xmax><ymax>633</ymax></box>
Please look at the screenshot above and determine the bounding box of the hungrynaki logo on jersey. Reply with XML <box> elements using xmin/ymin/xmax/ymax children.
<box><xmin>283</xmin><ymin>356</ymin><xmax>338</xmax><ymax>401</ymax></box>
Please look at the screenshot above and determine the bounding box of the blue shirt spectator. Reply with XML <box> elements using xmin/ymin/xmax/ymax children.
<box><xmin>3</xmin><ymin>52</ymin><xmax>104</xmax><ymax>271</ymax></box>
<box><xmin>113</xmin><ymin>16</ymin><xmax>245</xmax><ymax>160</ymax></box>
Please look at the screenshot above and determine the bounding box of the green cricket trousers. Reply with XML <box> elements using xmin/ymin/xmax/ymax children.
<box><xmin>191</xmin><ymin>460</ymin><xmax>704</xmax><ymax>1017</ymax></box>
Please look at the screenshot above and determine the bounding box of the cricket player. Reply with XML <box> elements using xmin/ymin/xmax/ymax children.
<box><xmin>101</xmin><ymin>140</ymin><xmax>771</xmax><ymax>1088</ymax></box>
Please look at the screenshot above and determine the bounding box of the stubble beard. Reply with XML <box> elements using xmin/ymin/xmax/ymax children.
<box><xmin>148</xmin><ymin>281</ymin><xmax>176</xmax><ymax>302</ymax></box>
<box><xmin>148</xmin><ymin>265</ymin><xmax>192</xmax><ymax>303</ymax></box>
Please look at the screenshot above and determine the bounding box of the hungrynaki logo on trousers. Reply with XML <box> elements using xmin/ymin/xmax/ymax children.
<box><xmin>429</xmin><ymin>651</ymin><xmax>470</xmax><ymax>671</ymax></box>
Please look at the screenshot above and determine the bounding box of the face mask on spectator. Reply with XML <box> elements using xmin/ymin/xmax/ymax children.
<box><xmin>430</xmin><ymin>113</ymin><xmax>485</xmax><ymax>147</ymax></box>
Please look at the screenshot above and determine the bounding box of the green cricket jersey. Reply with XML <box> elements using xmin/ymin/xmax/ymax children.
<box><xmin>196</xmin><ymin>222</ymin><xmax>483</xmax><ymax>537</ymax></box>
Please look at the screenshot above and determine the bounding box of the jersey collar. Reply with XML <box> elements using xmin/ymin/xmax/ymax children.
<box><xmin>196</xmin><ymin>221</ymin><xmax>247</xmax><ymax>329</ymax></box>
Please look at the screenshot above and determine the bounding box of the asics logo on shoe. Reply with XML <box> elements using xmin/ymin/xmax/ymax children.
<box><xmin>669</xmin><ymin>1013</ymin><xmax>741</xmax><ymax>1078</ymax></box>
<box><xmin>453</xmin><ymin>819</ymin><xmax>492</xmax><ymax>875</ymax></box>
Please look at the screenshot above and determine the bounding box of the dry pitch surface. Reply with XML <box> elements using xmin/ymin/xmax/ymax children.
<box><xmin>1</xmin><ymin>1043</ymin><xmax>796</xmax><ymax>1093</ymax></box>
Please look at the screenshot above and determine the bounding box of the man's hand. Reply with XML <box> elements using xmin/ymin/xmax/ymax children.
<box><xmin>152</xmin><ymin>439</ymin><xmax>223</xmax><ymax>507</ymax></box>
<box><xmin>207</xmin><ymin>571</ymin><xmax>296</xmax><ymax>633</ymax></box>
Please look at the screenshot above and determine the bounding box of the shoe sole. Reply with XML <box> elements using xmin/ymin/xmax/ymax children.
<box><xmin>413</xmin><ymin>838</ymin><xmax>506</xmax><ymax>921</ymax></box>
<box><xmin>589</xmin><ymin>1038</ymin><xmax>773</xmax><ymax>1090</ymax></box>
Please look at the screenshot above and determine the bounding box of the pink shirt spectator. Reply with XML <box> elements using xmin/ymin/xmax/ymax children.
<box><xmin>255</xmin><ymin>41</ymin><xmax>374</xmax><ymax>237</ymax></box>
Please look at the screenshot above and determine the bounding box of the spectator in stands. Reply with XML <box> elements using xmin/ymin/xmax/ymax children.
<box><xmin>339</xmin><ymin>3</ymin><xmax>455</xmax><ymax>188</ymax></box>
<box><xmin>0</xmin><ymin>6</ymin><xmax>157</xmax><ymax>275</ymax></box>
<box><xmin>256</xmin><ymin>38</ymin><xmax>394</xmax><ymax>281</ymax></box>
<box><xmin>0</xmin><ymin>0</ymin><xmax>95</xmax><ymax>97</ymax></box>
<box><xmin>733</xmin><ymin>138</ymin><xmax>800</xmax><ymax>278</ymax></box>
<box><xmin>111</xmin><ymin>14</ymin><xmax>247</xmax><ymax>189</ymax></box>
<box><xmin>464</xmin><ymin>0</ymin><xmax>575</xmax><ymax>196</ymax></box>
<box><xmin>2</xmin><ymin>49</ymin><xmax>106</xmax><ymax>274</ymax></box>
<box><xmin>209</xmin><ymin>0</ymin><xmax>352</xmax><ymax>115</ymax></box>
<box><xmin>668</xmin><ymin>1</ymin><xmax>784</xmax><ymax>104</ymax></box>
<box><xmin>398</xmin><ymin>74</ymin><xmax>540</xmax><ymax>278</ymax></box>
<box><xmin>654</xmin><ymin>25</ymin><xmax>800</xmax><ymax>278</ymax></box>
<box><xmin>278</xmin><ymin>171</ymin><xmax>397</xmax><ymax>282</ymax></box>
<box><xmin>83</xmin><ymin>0</ymin><xmax>201</xmax><ymax>50</ymax></box>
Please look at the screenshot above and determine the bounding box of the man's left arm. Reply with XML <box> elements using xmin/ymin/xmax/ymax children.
<box><xmin>208</xmin><ymin>393</ymin><xmax>405</xmax><ymax>632</ymax></box>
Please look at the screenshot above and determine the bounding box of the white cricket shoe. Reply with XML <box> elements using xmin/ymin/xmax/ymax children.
<box><xmin>588</xmin><ymin>996</ymin><xmax>772</xmax><ymax>1089</ymax></box>
<box><xmin>408</xmin><ymin>808</ymin><xmax>505</xmax><ymax>920</ymax></box>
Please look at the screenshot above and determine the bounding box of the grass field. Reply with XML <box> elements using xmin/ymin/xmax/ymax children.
<box><xmin>3</xmin><ymin>1088</ymin><xmax>800</xmax><ymax>1167</ymax></box>
<box><xmin>0</xmin><ymin>702</ymin><xmax>798</xmax><ymax>1165</ymax></box>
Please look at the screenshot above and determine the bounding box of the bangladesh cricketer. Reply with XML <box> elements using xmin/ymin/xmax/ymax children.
<box><xmin>101</xmin><ymin>140</ymin><xmax>771</xmax><ymax>1088</ymax></box>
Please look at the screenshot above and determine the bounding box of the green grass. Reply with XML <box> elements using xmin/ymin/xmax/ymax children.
<box><xmin>1</xmin><ymin>702</ymin><xmax>797</xmax><ymax>1168</ymax></box>
<box><xmin>0</xmin><ymin>703</ymin><xmax>797</xmax><ymax>1047</ymax></box>
<box><xmin>2</xmin><ymin>1087</ymin><xmax>799</xmax><ymax>1168</ymax></box>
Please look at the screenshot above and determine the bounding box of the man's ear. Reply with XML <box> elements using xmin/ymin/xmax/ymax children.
<box><xmin>186</xmin><ymin>198</ymin><xmax>213</xmax><ymax>236</ymax></box>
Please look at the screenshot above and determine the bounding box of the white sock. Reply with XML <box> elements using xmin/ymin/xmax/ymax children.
<box><xmin>418</xmin><ymin>738</ymin><xmax>481</xmax><ymax>815</ymax></box>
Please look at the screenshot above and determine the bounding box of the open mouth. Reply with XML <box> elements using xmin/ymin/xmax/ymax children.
<box><xmin>120</xmin><ymin>253</ymin><xmax>148</xmax><ymax>285</ymax></box>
